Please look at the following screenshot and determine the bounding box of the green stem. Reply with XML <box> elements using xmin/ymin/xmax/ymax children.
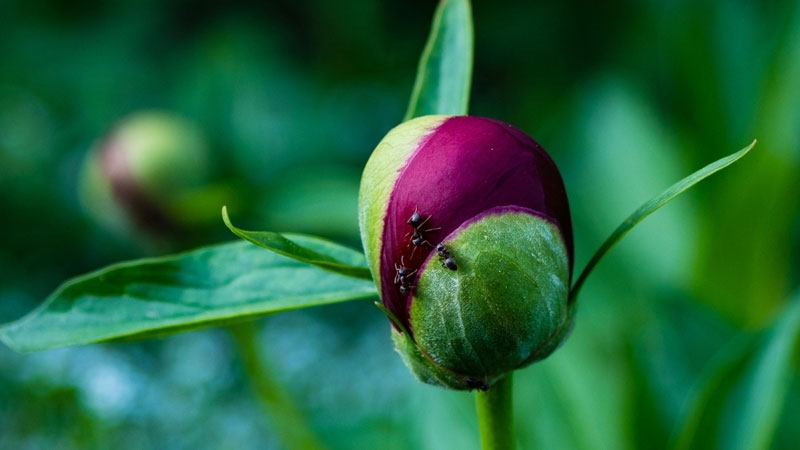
<box><xmin>230</xmin><ymin>323</ymin><xmax>326</xmax><ymax>450</ymax></box>
<box><xmin>475</xmin><ymin>373</ymin><xmax>515</xmax><ymax>450</ymax></box>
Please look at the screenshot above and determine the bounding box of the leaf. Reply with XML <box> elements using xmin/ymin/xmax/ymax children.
<box><xmin>671</xmin><ymin>294</ymin><xmax>800</xmax><ymax>450</ymax></box>
<box><xmin>222</xmin><ymin>206</ymin><xmax>373</xmax><ymax>280</ymax></box>
<box><xmin>0</xmin><ymin>241</ymin><xmax>377</xmax><ymax>352</ymax></box>
<box><xmin>569</xmin><ymin>140</ymin><xmax>756</xmax><ymax>302</ymax></box>
<box><xmin>514</xmin><ymin>313</ymin><xmax>631</xmax><ymax>450</ymax></box>
<box><xmin>404</xmin><ymin>0</ymin><xmax>473</xmax><ymax>120</ymax></box>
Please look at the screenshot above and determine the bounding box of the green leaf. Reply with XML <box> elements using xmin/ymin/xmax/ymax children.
<box><xmin>404</xmin><ymin>0</ymin><xmax>473</xmax><ymax>120</ymax></box>
<box><xmin>223</xmin><ymin>206</ymin><xmax>373</xmax><ymax>280</ymax></box>
<box><xmin>0</xmin><ymin>241</ymin><xmax>377</xmax><ymax>352</ymax></box>
<box><xmin>672</xmin><ymin>294</ymin><xmax>800</xmax><ymax>450</ymax></box>
<box><xmin>569</xmin><ymin>140</ymin><xmax>756</xmax><ymax>302</ymax></box>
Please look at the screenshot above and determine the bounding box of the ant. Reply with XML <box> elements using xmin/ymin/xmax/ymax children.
<box><xmin>407</xmin><ymin>230</ymin><xmax>433</xmax><ymax>260</ymax></box>
<box><xmin>409</xmin><ymin>230</ymin><xmax>433</xmax><ymax>248</ymax></box>
<box><xmin>394</xmin><ymin>256</ymin><xmax>417</xmax><ymax>284</ymax></box>
<box><xmin>394</xmin><ymin>256</ymin><xmax>417</xmax><ymax>295</ymax></box>
<box><xmin>436</xmin><ymin>243</ymin><xmax>457</xmax><ymax>271</ymax></box>
<box><xmin>406</xmin><ymin>207</ymin><xmax>440</xmax><ymax>260</ymax></box>
<box><xmin>466</xmin><ymin>377</ymin><xmax>488</xmax><ymax>391</ymax></box>
<box><xmin>407</xmin><ymin>207</ymin><xmax>430</xmax><ymax>229</ymax></box>
<box><xmin>399</xmin><ymin>284</ymin><xmax>413</xmax><ymax>296</ymax></box>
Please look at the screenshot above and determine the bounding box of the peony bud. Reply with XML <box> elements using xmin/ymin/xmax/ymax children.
<box><xmin>359</xmin><ymin>115</ymin><xmax>574</xmax><ymax>390</ymax></box>
<box><xmin>79</xmin><ymin>111</ymin><xmax>210</xmax><ymax>236</ymax></box>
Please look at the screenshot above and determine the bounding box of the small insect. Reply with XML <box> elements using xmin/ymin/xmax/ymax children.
<box><xmin>394</xmin><ymin>256</ymin><xmax>417</xmax><ymax>296</ymax></box>
<box><xmin>466</xmin><ymin>377</ymin><xmax>488</xmax><ymax>391</ymax></box>
<box><xmin>406</xmin><ymin>206</ymin><xmax>440</xmax><ymax>233</ymax></box>
<box><xmin>407</xmin><ymin>230</ymin><xmax>434</xmax><ymax>261</ymax></box>
<box><xmin>406</xmin><ymin>207</ymin><xmax>428</xmax><ymax>229</ymax></box>
<box><xmin>406</xmin><ymin>207</ymin><xmax>440</xmax><ymax>260</ymax></box>
<box><xmin>436</xmin><ymin>243</ymin><xmax>458</xmax><ymax>271</ymax></box>
<box><xmin>410</xmin><ymin>231</ymin><xmax>432</xmax><ymax>248</ymax></box>
<box><xmin>394</xmin><ymin>256</ymin><xmax>417</xmax><ymax>285</ymax></box>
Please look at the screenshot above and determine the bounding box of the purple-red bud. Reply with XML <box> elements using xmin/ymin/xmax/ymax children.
<box><xmin>359</xmin><ymin>115</ymin><xmax>574</xmax><ymax>389</ymax></box>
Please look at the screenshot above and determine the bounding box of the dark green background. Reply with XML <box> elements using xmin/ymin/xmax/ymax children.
<box><xmin>1</xmin><ymin>0</ymin><xmax>798</xmax><ymax>448</ymax></box>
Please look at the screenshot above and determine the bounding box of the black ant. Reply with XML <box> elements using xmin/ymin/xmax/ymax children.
<box><xmin>399</xmin><ymin>284</ymin><xmax>413</xmax><ymax>296</ymax></box>
<box><xmin>407</xmin><ymin>230</ymin><xmax>433</xmax><ymax>261</ymax></box>
<box><xmin>407</xmin><ymin>207</ymin><xmax>440</xmax><ymax>234</ymax></box>
<box><xmin>409</xmin><ymin>230</ymin><xmax>433</xmax><ymax>248</ymax></box>
<box><xmin>394</xmin><ymin>256</ymin><xmax>417</xmax><ymax>295</ymax></box>
<box><xmin>466</xmin><ymin>377</ymin><xmax>488</xmax><ymax>391</ymax></box>
<box><xmin>406</xmin><ymin>207</ymin><xmax>439</xmax><ymax>260</ymax></box>
<box><xmin>406</xmin><ymin>207</ymin><xmax>429</xmax><ymax>229</ymax></box>
<box><xmin>436</xmin><ymin>243</ymin><xmax>457</xmax><ymax>271</ymax></box>
<box><xmin>394</xmin><ymin>256</ymin><xmax>417</xmax><ymax>284</ymax></box>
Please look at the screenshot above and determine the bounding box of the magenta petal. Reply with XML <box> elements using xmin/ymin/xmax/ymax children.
<box><xmin>379</xmin><ymin>116</ymin><xmax>573</xmax><ymax>330</ymax></box>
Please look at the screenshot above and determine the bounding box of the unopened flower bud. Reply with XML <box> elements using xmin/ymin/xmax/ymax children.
<box><xmin>359</xmin><ymin>115</ymin><xmax>574</xmax><ymax>390</ymax></box>
<box><xmin>79</xmin><ymin>111</ymin><xmax>210</xmax><ymax>235</ymax></box>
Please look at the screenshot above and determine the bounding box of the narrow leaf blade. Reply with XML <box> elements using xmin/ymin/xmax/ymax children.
<box><xmin>672</xmin><ymin>294</ymin><xmax>800</xmax><ymax>450</ymax></box>
<box><xmin>223</xmin><ymin>206</ymin><xmax>373</xmax><ymax>280</ymax></box>
<box><xmin>0</xmin><ymin>241</ymin><xmax>377</xmax><ymax>352</ymax></box>
<box><xmin>404</xmin><ymin>0</ymin><xmax>473</xmax><ymax>120</ymax></box>
<box><xmin>569</xmin><ymin>140</ymin><xmax>756</xmax><ymax>301</ymax></box>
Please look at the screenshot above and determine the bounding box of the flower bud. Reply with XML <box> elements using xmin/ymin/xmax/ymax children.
<box><xmin>358</xmin><ymin>115</ymin><xmax>574</xmax><ymax>390</ymax></box>
<box><xmin>79</xmin><ymin>111</ymin><xmax>210</xmax><ymax>236</ymax></box>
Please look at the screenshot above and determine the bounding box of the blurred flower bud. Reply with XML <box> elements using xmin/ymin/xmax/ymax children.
<box><xmin>359</xmin><ymin>116</ymin><xmax>574</xmax><ymax>390</ymax></box>
<box><xmin>79</xmin><ymin>111</ymin><xmax>210</xmax><ymax>236</ymax></box>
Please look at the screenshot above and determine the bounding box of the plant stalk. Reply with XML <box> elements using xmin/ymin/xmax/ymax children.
<box><xmin>231</xmin><ymin>323</ymin><xmax>325</xmax><ymax>450</ymax></box>
<box><xmin>475</xmin><ymin>373</ymin><xmax>514</xmax><ymax>450</ymax></box>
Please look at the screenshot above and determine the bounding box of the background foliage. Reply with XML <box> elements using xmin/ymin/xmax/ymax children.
<box><xmin>1</xmin><ymin>0</ymin><xmax>798</xmax><ymax>449</ymax></box>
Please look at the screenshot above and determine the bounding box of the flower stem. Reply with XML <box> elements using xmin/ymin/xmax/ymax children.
<box><xmin>231</xmin><ymin>323</ymin><xmax>325</xmax><ymax>450</ymax></box>
<box><xmin>475</xmin><ymin>373</ymin><xmax>514</xmax><ymax>450</ymax></box>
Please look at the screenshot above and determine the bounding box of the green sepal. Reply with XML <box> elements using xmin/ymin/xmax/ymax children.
<box><xmin>397</xmin><ymin>210</ymin><xmax>571</xmax><ymax>389</ymax></box>
<box><xmin>391</xmin><ymin>328</ymin><xmax>493</xmax><ymax>391</ymax></box>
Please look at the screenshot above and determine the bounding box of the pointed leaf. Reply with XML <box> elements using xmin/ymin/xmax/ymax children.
<box><xmin>223</xmin><ymin>206</ymin><xmax>372</xmax><ymax>280</ymax></box>
<box><xmin>0</xmin><ymin>241</ymin><xmax>377</xmax><ymax>352</ymax></box>
<box><xmin>569</xmin><ymin>141</ymin><xmax>755</xmax><ymax>301</ymax></box>
<box><xmin>404</xmin><ymin>0</ymin><xmax>473</xmax><ymax>120</ymax></box>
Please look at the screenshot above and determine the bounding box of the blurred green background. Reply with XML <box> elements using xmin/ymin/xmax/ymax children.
<box><xmin>1</xmin><ymin>0</ymin><xmax>799</xmax><ymax>449</ymax></box>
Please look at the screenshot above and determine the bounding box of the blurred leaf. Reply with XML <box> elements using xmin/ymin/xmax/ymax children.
<box><xmin>258</xmin><ymin>165</ymin><xmax>361</xmax><ymax>241</ymax></box>
<box><xmin>223</xmin><ymin>206</ymin><xmax>372</xmax><ymax>280</ymax></box>
<box><xmin>404</xmin><ymin>0</ymin><xmax>473</xmax><ymax>120</ymax></box>
<box><xmin>626</xmin><ymin>293</ymin><xmax>740</xmax><ymax>450</ymax></box>
<box><xmin>0</xmin><ymin>241</ymin><xmax>377</xmax><ymax>352</ymax></box>
<box><xmin>673</xmin><ymin>294</ymin><xmax>800</xmax><ymax>450</ymax></box>
<box><xmin>693</xmin><ymin>4</ymin><xmax>800</xmax><ymax>325</ymax></box>
<box><xmin>570</xmin><ymin>80</ymin><xmax>697</xmax><ymax>288</ymax></box>
<box><xmin>569</xmin><ymin>140</ymin><xmax>755</xmax><ymax>302</ymax></box>
<box><xmin>514</xmin><ymin>308</ymin><xmax>632</xmax><ymax>450</ymax></box>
